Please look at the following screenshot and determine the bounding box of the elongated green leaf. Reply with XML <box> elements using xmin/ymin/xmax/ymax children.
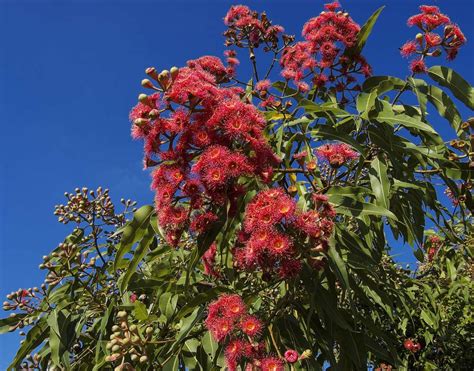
<box><xmin>410</xmin><ymin>79</ymin><xmax>463</xmax><ymax>133</ymax></box>
<box><xmin>0</xmin><ymin>314</ymin><xmax>26</xmax><ymax>334</ymax></box>
<box><xmin>328</xmin><ymin>244</ymin><xmax>350</xmax><ymax>289</ymax></box>
<box><xmin>362</xmin><ymin>75</ymin><xmax>406</xmax><ymax>92</ymax></box>
<box><xmin>428</xmin><ymin>65</ymin><xmax>474</xmax><ymax>109</ymax></box>
<box><xmin>9</xmin><ymin>317</ymin><xmax>48</xmax><ymax>369</ymax></box>
<box><xmin>114</xmin><ymin>205</ymin><xmax>154</xmax><ymax>271</ymax></box>
<box><xmin>119</xmin><ymin>225</ymin><xmax>156</xmax><ymax>293</ymax></box>
<box><xmin>346</xmin><ymin>6</ymin><xmax>385</xmax><ymax>55</ymax></box>
<box><xmin>328</xmin><ymin>194</ymin><xmax>398</xmax><ymax>220</ymax></box>
<box><xmin>369</xmin><ymin>156</ymin><xmax>390</xmax><ymax>210</ymax></box>
<box><xmin>357</xmin><ymin>91</ymin><xmax>378</xmax><ymax>119</ymax></box>
<box><xmin>374</xmin><ymin>101</ymin><xmax>437</xmax><ymax>134</ymax></box>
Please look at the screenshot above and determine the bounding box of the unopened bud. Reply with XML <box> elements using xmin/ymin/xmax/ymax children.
<box><xmin>117</xmin><ymin>311</ymin><xmax>128</xmax><ymax>319</ymax></box>
<box><xmin>170</xmin><ymin>66</ymin><xmax>179</xmax><ymax>80</ymax></box>
<box><xmin>145</xmin><ymin>67</ymin><xmax>159</xmax><ymax>80</ymax></box>
<box><xmin>148</xmin><ymin>109</ymin><xmax>159</xmax><ymax>119</ymax></box>
<box><xmin>134</xmin><ymin>118</ymin><xmax>149</xmax><ymax>127</ymax></box>
<box><xmin>141</xmin><ymin>79</ymin><xmax>154</xmax><ymax>89</ymax></box>
<box><xmin>138</xmin><ymin>93</ymin><xmax>148</xmax><ymax>103</ymax></box>
<box><xmin>299</xmin><ymin>349</ymin><xmax>312</xmax><ymax>360</ymax></box>
<box><xmin>139</xmin><ymin>355</ymin><xmax>148</xmax><ymax>363</ymax></box>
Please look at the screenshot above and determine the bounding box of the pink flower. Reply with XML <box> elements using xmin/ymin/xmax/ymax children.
<box><xmin>410</xmin><ymin>58</ymin><xmax>427</xmax><ymax>74</ymax></box>
<box><xmin>256</xmin><ymin>79</ymin><xmax>271</xmax><ymax>91</ymax></box>
<box><xmin>261</xmin><ymin>357</ymin><xmax>285</xmax><ymax>371</ymax></box>
<box><xmin>284</xmin><ymin>349</ymin><xmax>299</xmax><ymax>363</ymax></box>
<box><xmin>130</xmin><ymin>293</ymin><xmax>138</xmax><ymax>303</ymax></box>
<box><xmin>400</xmin><ymin>41</ymin><xmax>417</xmax><ymax>57</ymax></box>
<box><xmin>315</xmin><ymin>143</ymin><xmax>359</xmax><ymax>168</ymax></box>
<box><xmin>240</xmin><ymin>315</ymin><xmax>262</xmax><ymax>337</ymax></box>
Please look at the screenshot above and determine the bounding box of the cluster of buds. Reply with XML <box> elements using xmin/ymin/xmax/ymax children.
<box><xmin>19</xmin><ymin>353</ymin><xmax>41</xmax><ymax>370</ymax></box>
<box><xmin>54</xmin><ymin>187</ymin><xmax>134</xmax><ymax>227</ymax></box>
<box><xmin>401</xmin><ymin>5</ymin><xmax>467</xmax><ymax>73</ymax></box>
<box><xmin>105</xmin><ymin>310</ymin><xmax>152</xmax><ymax>365</ymax></box>
<box><xmin>3</xmin><ymin>288</ymin><xmax>40</xmax><ymax>315</ymax></box>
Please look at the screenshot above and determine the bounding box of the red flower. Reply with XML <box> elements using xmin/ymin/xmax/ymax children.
<box><xmin>284</xmin><ymin>349</ymin><xmax>299</xmax><ymax>363</ymax></box>
<box><xmin>240</xmin><ymin>315</ymin><xmax>262</xmax><ymax>337</ymax></box>
<box><xmin>400</xmin><ymin>41</ymin><xmax>417</xmax><ymax>57</ymax></box>
<box><xmin>315</xmin><ymin>143</ymin><xmax>359</xmax><ymax>168</ymax></box>
<box><xmin>403</xmin><ymin>339</ymin><xmax>414</xmax><ymax>351</ymax></box>
<box><xmin>261</xmin><ymin>357</ymin><xmax>285</xmax><ymax>371</ymax></box>
<box><xmin>130</xmin><ymin>293</ymin><xmax>138</xmax><ymax>303</ymax></box>
<box><xmin>410</xmin><ymin>58</ymin><xmax>427</xmax><ymax>74</ymax></box>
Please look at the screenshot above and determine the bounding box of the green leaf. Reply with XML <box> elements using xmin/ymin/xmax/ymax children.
<box><xmin>346</xmin><ymin>6</ymin><xmax>385</xmax><ymax>56</ymax></box>
<box><xmin>114</xmin><ymin>205</ymin><xmax>154</xmax><ymax>271</ymax></box>
<box><xmin>176</xmin><ymin>308</ymin><xmax>202</xmax><ymax>341</ymax></box>
<box><xmin>9</xmin><ymin>317</ymin><xmax>48</xmax><ymax>369</ymax></box>
<box><xmin>328</xmin><ymin>194</ymin><xmax>398</xmax><ymax>220</ymax></box>
<box><xmin>134</xmin><ymin>301</ymin><xmax>149</xmax><ymax>321</ymax></box>
<box><xmin>369</xmin><ymin>156</ymin><xmax>390</xmax><ymax>210</ymax></box>
<box><xmin>327</xmin><ymin>243</ymin><xmax>350</xmax><ymax>289</ymax></box>
<box><xmin>410</xmin><ymin>79</ymin><xmax>463</xmax><ymax>133</ymax></box>
<box><xmin>0</xmin><ymin>314</ymin><xmax>26</xmax><ymax>334</ymax></box>
<box><xmin>356</xmin><ymin>91</ymin><xmax>378</xmax><ymax>119</ymax></box>
<box><xmin>428</xmin><ymin>65</ymin><xmax>474</xmax><ymax>110</ymax></box>
<box><xmin>119</xmin><ymin>224</ymin><xmax>156</xmax><ymax>293</ymax></box>
<box><xmin>374</xmin><ymin>101</ymin><xmax>437</xmax><ymax>134</ymax></box>
<box><xmin>362</xmin><ymin>75</ymin><xmax>406</xmax><ymax>92</ymax></box>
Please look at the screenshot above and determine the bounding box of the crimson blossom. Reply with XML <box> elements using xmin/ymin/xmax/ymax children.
<box><xmin>130</xmin><ymin>55</ymin><xmax>280</xmax><ymax>247</ymax></box>
<box><xmin>401</xmin><ymin>5</ymin><xmax>467</xmax><ymax>73</ymax></box>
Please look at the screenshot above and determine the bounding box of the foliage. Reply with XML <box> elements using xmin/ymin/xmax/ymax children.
<box><xmin>2</xmin><ymin>2</ymin><xmax>473</xmax><ymax>370</ymax></box>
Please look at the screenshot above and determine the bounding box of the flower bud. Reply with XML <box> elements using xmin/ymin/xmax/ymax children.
<box><xmin>141</xmin><ymin>79</ymin><xmax>154</xmax><ymax>89</ymax></box>
<box><xmin>133</xmin><ymin>118</ymin><xmax>149</xmax><ymax>127</ymax></box>
<box><xmin>117</xmin><ymin>311</ymin><xmax>128</xmax><ymax>319</ymax></box>
<box><xmin>299</xmin><ymin>349</ymin><xmax>312</xmax><ymax>360</ymax></box>
<box><xmin>138</xmin><ymin>93</ymin><xmax>148</xmax><ymax>103</ymax></box>
<box><xmin>170</xmin><ymin>66</ymin><xmax>179</xmax><ymax>80</ymax></box>
<box><xmin>145</xmin><ymin>67</ymin><xmax>159</xmax><ymax>80</ymax></box>
<box><xmin>111</xmin><ymin>344</ymin><xmax>120</xmax><ymax>352</ymax></box>
<box><xmin>139</xmin><ymin>355</ymin><xmax>148</xmax><ymax>363</ymax></box>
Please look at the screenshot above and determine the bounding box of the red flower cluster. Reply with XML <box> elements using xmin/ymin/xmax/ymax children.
<box><xmin>130</xmin><ymin>56</ymin><xmax>279</xmax><ymax>247</ymax></box>
<box><xmin>205</xmin><ymin>294</ymin><xmax>283</xmax><ymax>370</ymax></box>
<box><xmin>223</xmin><ymin>5</ymin><xmax>285</xmax><ymax>76</ymax></box>
<box><xmin>402</xmin><ymin>5</ymin><xmax>467</xmax><ymax>73</ymax></box>
<box><xmin>403</xmin><ymin>338</ymin><xmax>422</xmax><ymax>353</ymax></box>
<box><xmin>424</xmin><ymin>235</ymin><xmax>442</xmax><ymax>262</ymax></box>
<box><xmin>280</xmin><ymin>1</ymin><xmax>371</xmax><ymax>96</ymax></box>
<box><xmin>315</xmin><ymin>143</ymin><xmax>359</xmax><ymax>168</ymax></box>
<box><xmin>233</xmin><ymin>188</ymin><xmax>336</xmax><ymax>278</ymax></box>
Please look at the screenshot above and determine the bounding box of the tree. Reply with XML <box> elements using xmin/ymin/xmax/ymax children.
<box><xmin>1</xmin><ymin>2</ymin><xmax>473</xmax><ymax>370</ymax></box>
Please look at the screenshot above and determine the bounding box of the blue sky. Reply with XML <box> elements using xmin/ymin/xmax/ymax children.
<box><xmin>0</xmin><ymin>0</ymin><xmax>472</xmax><ymax>366</ymax></box>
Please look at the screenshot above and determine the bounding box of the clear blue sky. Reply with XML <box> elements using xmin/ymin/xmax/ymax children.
<box><xmin>1</xmin><ymin>0</ymin><xmax>472</xmax><ymax>366</ymax></box>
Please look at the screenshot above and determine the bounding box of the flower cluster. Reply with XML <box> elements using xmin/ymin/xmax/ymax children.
<box><xmin>223</xmin><ymin>5</ymin><xmax>287</xmax><ymax>75</ymax></box>
<box><xmin>315</xmin><ymin>142</ymin><xmax>359</xmax><ymax>168</ymax></box>
<box><xmin>205</xmin><ymin>294</ymin><xmax>284</xmax><ymax>370</ymax></box>
<box><xmin>130</xmin><ymin>56</ymin><xmax>280</xmax><ymax>246</ymax></box>
<box><xmin>233</xmin><ymin>188</ymin><xmax>336</xmax><ymax>278</ymax></box>
<box><xmin>424</xmin><ymin>235</ymin><xmax>443</xmax><ymax>262</ymax></box>
<box><xmin>280</xmin><ymin>1</ymin><xmax>371</xmax><ymax>98</ymax></box>
<box><xmin>403</xmin><ymin>338</ymin><xmax>423</xmax><ymax>353</ymax></box>
<box><xmin>401</xmin><ymin>5</ymin><xmax>467</xmax><ymax>73</ymax></box>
